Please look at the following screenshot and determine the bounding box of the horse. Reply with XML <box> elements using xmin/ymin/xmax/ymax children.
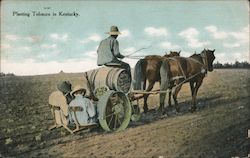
<box><xmin>164</xmin><ymin>51</ymin><xmax>181</xmax><ymax>58</ymax></box>
<box><xmin>159</xmin><ymin>49</ymin><xmax>216</xmax><ymax>113</ymax></box>
<box><xmin>133</xmin><ymin>51</ymin><xmax>181</xmax><ymax>113</ymax></box>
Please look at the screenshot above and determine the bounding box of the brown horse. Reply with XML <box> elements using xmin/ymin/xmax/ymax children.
<box><xmin>159</xmin><ymin>49</ymin><xmax>216</xmax><ymax>113</ymax></box>
<box><xmin>133</xmin><ymin>51</ymin><xmax>181</xmax><ymax>113</ymax></box>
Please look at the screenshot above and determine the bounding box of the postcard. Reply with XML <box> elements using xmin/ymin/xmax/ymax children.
<box><xmin>0</xmin><ymin>1</ymin><xmax>249</xmax><ymax>157</ymax></box>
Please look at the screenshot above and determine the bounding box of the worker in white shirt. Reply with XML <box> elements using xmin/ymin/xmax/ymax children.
<box><xmin>69</xmin><ymin>85</ymin><xmax>97</xmax><ymax>125</ymax></box>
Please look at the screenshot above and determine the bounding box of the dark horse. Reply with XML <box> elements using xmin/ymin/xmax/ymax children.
<box><xmin>159</xmin><ymin>49</ymin><xmax>216</xmax><ymax>113</ymax></box>
<box><xmin>133</xmin><ymin>51</ymin><xmax>181</xmax><ymax>113</ymax></box>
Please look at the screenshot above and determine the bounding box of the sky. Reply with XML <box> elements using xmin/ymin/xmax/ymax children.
<box><xmin>1</xmin><ymin>0</ymin><xmax>249</xmax><ymax>75</ymax></box>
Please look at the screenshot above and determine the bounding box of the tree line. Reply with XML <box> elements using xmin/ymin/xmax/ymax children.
<box><xmin>0</xmin><ymin>61</ymin><xmax>249</xmax><ymax>77</ymax></box>
<box><xmin>0</xmin><ymin>72</ymin><xmax>15</xmax><ymax>77</ymax></box>
<box><xmin>213</xmin><ymin>61</ymin><xmax>250</xmax><ymax>69</ymax></box>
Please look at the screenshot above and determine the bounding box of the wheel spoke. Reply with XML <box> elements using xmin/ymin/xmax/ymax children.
<box><xmin>108</xmin><ymin>114</ymin><xmax>114</xmax><ymax>127</ymax></box>
<box><xmin>117</xmin><ymin>116</ymin><xmax>122</xmax><ymax>125</ymax></box>
<box><xmin>114</xmin><ymin>114</ymin><xmax>117</xmax><ymax>129</ymax></box>
<box><xmin>105</xmin><ymin>112</ymin><xmax>115</xmax><ymax>118</ymax></box>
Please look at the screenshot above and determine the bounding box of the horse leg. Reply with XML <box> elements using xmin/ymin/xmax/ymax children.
<box><xmin>191</xmin><ymin>80</ymin><xmax>203</xmax><ymax>112</ymax></box>
<box><xmin>143</xmin><ymin>80</ymin><xmax>155</xmax><ymax>113</ymax></box>
<box><xmin>173</xmin><ymin>83</ymin><xmax>183</xmax><ymax>113</ymax></box>
<box><xmin>143</xmin><ymin>79</ymin><xmax>147</xmax><ymax>90</ymax></box>
<box><xmin>168</xmin><ymin>88</ymin><xmax>172</xmax><ymax>107</ymax></box>
<box><xmin>168</xmin><ymin>82</ymin><xmax>174</xmax><ymax>107</ymax></box>
<box><xmin>159</xmin><ymin>61</ymin><xmax>170</xmax><ymax>114</ymax></box>
<box><xmin>189</xmin><ymin>81</ymin><xmax>195</xmax><ymax>96</ymax></box>
<box><xmin>159</xmin><ymin>82</ymin><xmax>168</xmax><ymax>114</ymax></box>
<box><xmin>160</xmin><ymin>80</ymin><xmax>172</xmax><ymax>110</ymax></box>
<box><xmin>189</xmin><ymin>81</ymin><xmax>195</xmax><ymax>111</ymax></box>
<box><xmin>159</xmin><ymin>77</ymin><xmax>169</xmax><ymax>114</ymax></box>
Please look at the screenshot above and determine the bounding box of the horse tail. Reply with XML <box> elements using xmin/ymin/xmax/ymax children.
<box><xmin>133</xmin><ymin>59</ymin><xmax>146</xmax><ymax>90</ymax></box>
<box><xmin>160</xmin><ymin>60</ymin><xmax>170</xmax><ymax>90</ymax></box>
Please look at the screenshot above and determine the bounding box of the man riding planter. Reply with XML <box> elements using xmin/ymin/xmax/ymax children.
<box><xmin>97</xmin><ymin>26</ymin><xmax>131</xmax><ymax>75</ymax></box>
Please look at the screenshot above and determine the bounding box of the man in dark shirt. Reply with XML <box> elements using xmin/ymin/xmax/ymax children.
<box><xmin>97</xmin><ymin>26</ymin><xmax>130</xmax><ymax>74</ymax></box>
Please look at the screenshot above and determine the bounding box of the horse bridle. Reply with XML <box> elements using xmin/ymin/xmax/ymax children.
<box><xmin>187</xmin><ymin>50</ymin><xmax>208</xmax><ymax>74</ymax></box>
<box><xmin>201</xmin><ymin>50</ymin><xmax>209</xmax><ymax>72</ymax></box>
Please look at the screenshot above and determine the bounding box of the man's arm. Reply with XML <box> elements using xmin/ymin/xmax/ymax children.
<box><xmin>113</xmin><ymin>40</ymin><xmax>124</xmax><ymax>59</ymax></box>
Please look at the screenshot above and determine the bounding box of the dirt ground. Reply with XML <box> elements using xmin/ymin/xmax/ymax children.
<box><xmin>0</xmin><ymin>69</ymin><xmax>249</xmax><ymax>158</ymax></box>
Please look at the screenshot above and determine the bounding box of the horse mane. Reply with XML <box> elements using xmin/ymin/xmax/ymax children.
<box><xmin>144</xmin><ymin>55</ymin><xmax>162</xmax><ymax>60</ymax></box>
<box><xmin>164</xmin><ymin>51</ymin><xmax>181</xmax><ymax>58</ymax></box>
<box><xmin>190</xmin><ymin>53</ymin><xmax>200</xmax><ymax>59</ymax></box>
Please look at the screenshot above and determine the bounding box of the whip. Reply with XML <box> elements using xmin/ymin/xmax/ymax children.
<box><xmin>125</xmin><ymin>55</ymin><xmax>147</xmax><ymax>59</ymax></box>
<box><xmin>124</xmin><ymin>45</ymin><xmax>152</xmax><ymax>57</ymax></box>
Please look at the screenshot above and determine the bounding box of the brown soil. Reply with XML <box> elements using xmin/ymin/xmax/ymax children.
<box><xmin>0</xmin><ymin>69</ymin><xmax>249</xmax><ymax>158</ymax></box>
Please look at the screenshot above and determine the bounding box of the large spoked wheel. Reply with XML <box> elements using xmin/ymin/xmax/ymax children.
<box><xmin>97</xmin><ymin>90</ymin><xmax>132</xmax><ymax>132</ymax></box>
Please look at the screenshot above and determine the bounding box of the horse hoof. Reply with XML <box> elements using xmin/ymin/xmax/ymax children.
<box><xmin>175</xmin><ymin>111</ymin><xmax>182</xmax><ymax>116</ymax></box>
<box><xmin>160</xmin><ymin>113</ymin><xmax>168</xmax><ymax>118</ymax></box>
<box><xmin>157</xmin><ymin>107</ymin><xmax>164</xmax><ymax>113</ymax></box>
<box><xmin>161</xmin><ymin>110</ymin><xmax>166</xmax><ymax>115</ymax></box>
<box><xmin>143</xmin><ymin>106</ymin><xmax>148</xmax><ymax>113</ymax></box>
<box><xmin>176</xmin><ymin>107</ymin><xmax>180</xmax><ymax>113</ymax></box>
<box><xmin>190</xmin><ymin>108</ymin><xmax>197</xmax><ymax>113</ymax></box>
<box><xmin>166</xmin><ymin>106</ymin><xmax>173</xmax><ymax>110</ymax></box>
<box><xmin>160</xmin><ymin>108</ymin><xmax>168</xmax><ymax>115</ymax></box>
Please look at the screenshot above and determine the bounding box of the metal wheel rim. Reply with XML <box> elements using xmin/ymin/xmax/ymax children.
<box><xmin>131</xmin><ymin>104</ymin><xmax>141</xmax><ymax>122</ymax></box>
<box><xmin>97</xmin><ymin>90</ymin><xmax>132</xmax><ymax>132</ymax></box>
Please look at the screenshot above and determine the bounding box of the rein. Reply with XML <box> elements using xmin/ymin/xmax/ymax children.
<box><xmin>131</xmin><ymin>69</ymin><xmax>205</xmax><ymax>95</ymax></box>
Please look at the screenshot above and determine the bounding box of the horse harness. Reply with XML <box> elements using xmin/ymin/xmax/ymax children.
<box><xmin>188</xmin><ymin>51</ymin><xmax>208</xmax><ymax>74</ymax></box>
<box><xmin>200</xmin><ymin>51</ymin><xmax>209</xmax><ymax>72</ymax></box>
<box><xmin>167</xmin><ymin>57</ymin><xmax>187</xmax><ymax>81</ymax></box>
<box><xmin>167</xmin><ymin>51</ymin><xmax>208</xmax><ymax>82</ymax></box>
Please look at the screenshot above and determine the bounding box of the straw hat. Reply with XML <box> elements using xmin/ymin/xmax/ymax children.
<box><xmin>106</xmin><ymin>26</ymin><xmax>121</xmax><ymax>35</ymax></box>
<box><xmin>57</xmin><ymin>81</ymin><xmax>72</xmax><ymax>94</ymax></box>
<box><xmin>71</xmin><ymin>85</ymin><xmax>86</xmax><ymax>96</ymax></box>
